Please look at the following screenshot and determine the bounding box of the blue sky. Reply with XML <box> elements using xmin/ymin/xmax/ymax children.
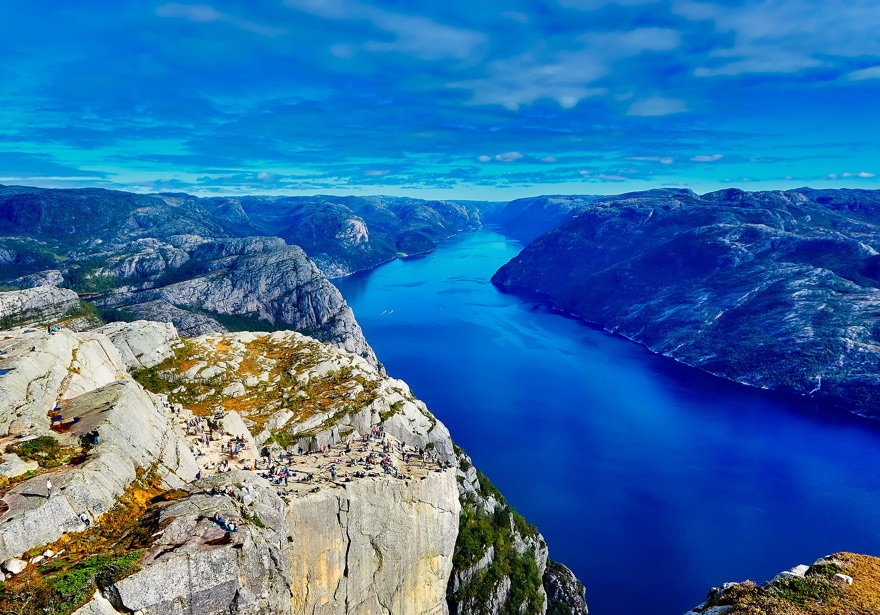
<box><xmin>1</xmin><ymin>0</ymin><xmax>879</xmax><ymax>199</ymax></box>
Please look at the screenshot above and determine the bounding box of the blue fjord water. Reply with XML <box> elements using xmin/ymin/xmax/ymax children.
<box><xmin>333</xmin><ymin>228</ymin><xmax>880</xmax><ymax>615</ymax></box>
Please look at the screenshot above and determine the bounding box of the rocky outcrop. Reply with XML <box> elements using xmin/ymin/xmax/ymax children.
<box><xmin>119</xmin><ymin>299</ymin><xmax>225</xmax><ymax>337</ymax></box>
<box><xmin>71</xmin><ymin>469</ymin><xmax>459</xmax><ymax>615</ymax></box>
<box><xmin>9</xmin><ymin>269</ymin><xmax>64</xmax><ymax>288</ymax></box>
<box><xmin>237</xmin><ymin>195</ymin><xmax>484</xmax><ymax>278</ymax></box>
<box><xmin>96</xmin><ymin>238</ymin><xmax>378</xmax><ymax>367</ymax></box>
<box><xmin>0</xmin><ymin>327</ymin><xmax>197</xmax><ymax>561</ymax></box>
<box><xmin>1</xmin><ymin>321</ymin><xmax>586</xmax><ymax>615</ymax></box>
<box><xmin>685</xmin><ymin>552</ymin><xmax>880</xmax><ymax>614</ymax></box>
<box><xmin>493</xmin><ymin>187</ymin><xmax>880</xmax><ymax>419</ymax></box>
<box><xmin>543</xmin><ymin>561</ymin><xmax>588</xmax><ymax>615</ymax></box>
<box><xmin>98</xmin><ymin>320</ymin><xmax>178</xmax><ymax>369</ymax></box>
<box><xmin>0</xmin><ymin>453</ymin><xmax>38</xmax><ymax>479</ymax></box>
<box><xmin>132</xmin><ymin>327</ymin><xmax>585</xmax><ymax>615</ymax></box>
<box><xmin>0</xmin><ymin>285</ymin><xmax>80</xmax><ymax>328</ymax></box>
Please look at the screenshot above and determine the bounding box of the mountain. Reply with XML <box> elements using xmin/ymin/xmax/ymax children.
<box><xmin>492</xmin><ymin>187</ymin><xmax>880</xmax><ymax>419</ymax></box>
<box><xmin>0</xmin><ymin>186</ymin><xmax>492</xmax><ymax>362</ymax></box>
<box><xmin>485</xmin><ymin>195</ymin><xmax>603</xmax><ymax>244</ymax></box>
<box><xmin>0</xmin><ymin>312</ymin><xmax>587</xmax><ymax>615</ymax></box>
<box><xmin>234</xmin><ymin>195</ymin><xmax>485</xmax><ymax>278</ymax></box>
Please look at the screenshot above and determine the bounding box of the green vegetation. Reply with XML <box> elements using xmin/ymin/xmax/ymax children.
<box><xmin>36</xmin><ymin>551</ymin><xmax>143</xmax><ymax>613</ymax></box>
<box><xmin>271</xmin><ymin>431</ymin><xmax>296</xmax><ymax>448</ymax></box>
<box><xmin>61</xmin><ymin>300</ymin><xmax>104</xmax><ymax>324</ymax></box>
<box><xmin>61</xmin><ymin>260</ymin><xmax>119</xmax><ymax>293</ymax></box>
<box><xmin>450</xmin><ymin>470</ymin><xmax>544</xmax><ymax>614</ymax></box>
<box><xmin>697</xmin><ymin>553</ymin><xmax>880</xmax><ymax>615</ymax></box>
<box><xmin>0</xmin><ymin>469</ymin><xmax>174</xmax><ymax>615</ymax></box>
<box><xmin>7</xmin><ymin>436</ymin><xmax>84</xmax><ymax>469</ymax></box>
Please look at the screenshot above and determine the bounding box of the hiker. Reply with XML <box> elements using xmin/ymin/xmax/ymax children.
<box><xmin>46</xmin><ymin>479</ymin><xmax>52</xmax><ymax>499</ymax></box>
<box><xmin>79</xmin><ymin>512</ymin><xmax>91</xmax><ymax>528</ymax></box>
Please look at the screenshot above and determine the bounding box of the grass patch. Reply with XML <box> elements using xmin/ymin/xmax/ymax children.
<box><xmin>0</xmin><ymin>469</ymin><xmax>175</xmax><ymax>615</ymax></box>
<box><xmin>7</xmin><ymin>436</ymin><xmax>84</xmax><ymax>469</ymax></box>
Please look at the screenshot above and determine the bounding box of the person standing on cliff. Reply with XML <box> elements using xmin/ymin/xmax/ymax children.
<box><xmin>46</xmin><ymin>479</ymin><xmax>52</xmax><ymax>499</ymax></box>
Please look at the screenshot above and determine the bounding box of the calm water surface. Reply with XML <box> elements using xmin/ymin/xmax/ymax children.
<box><xmin>333</xmin><ymin>229</ymin><xmax>880</xmax><ymax>615</ymax></box>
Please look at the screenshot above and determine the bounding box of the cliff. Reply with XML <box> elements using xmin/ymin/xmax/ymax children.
<box><xmin>0</xmin><ymin>320</ymin><xmax>586</xmax><ymax>614</ymax></box>
<box><xmin>236</xmin><ymin>195</ymin><xmax>484</xmax><ymax>278</ymax></box>
<box><xmin>493</xmin><ymin>187</ymin><xmax>880</xmax><ymax>419</ymax></box>
<box><xmin>94</xmin><ymin>238</ymin><xmax>377</xmax><ymax>366</ymax></box>
<box><xmin>0</xmin><ymin>286</ymin><xmax>81</xmax><ymax>329</ymax></box>
<box><xmin>685</xmin><ymin>552</ymin><xmax>880</xmax><ymax>614</ymax></box>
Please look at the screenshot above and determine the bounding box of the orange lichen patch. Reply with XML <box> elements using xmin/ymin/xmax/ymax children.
<box><xmin>238</xmin><ymin>355</ymin><xmax>262</xmax><ymax>376</ymax></box>
<box><xmin>214</xmin><ymin>339</ymin><xmax>234</xmax><ymax>354</ymax></box>
<box><xmin>699</xmin><ymin>552</ymin><xmax>880</xmax><ymax>615</ymax></box>
<box><xmin>837</xmin><ymin>552</ymin><xmax>880</xmax><ymax>613</ymax></box>
<box><xmin>177</xmin><ymin>358</ymin><xmax>202</xmax><ymax>372</ymax></box>
<box><xmin>0</xmin><ymin>470</ymin><xmax>184</xmax><ymax>615</ymax></box>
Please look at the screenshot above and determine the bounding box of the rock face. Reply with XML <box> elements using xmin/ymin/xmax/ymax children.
<box><xmin>236</xmin><ymin>195</ymin><xmax>484</xmax><ymax>278</ymax></box>
<box><xmin>543</xmin><ymin>561</ymin><xmax>589</xmax><ymax>615</ymax></box>
<box><xmin>132</xmin><ymin>328</ymin><xmax>586</xmax><ymax>615</ymax></box>
<box><xmin>685</xmin><ymin>552</ymin><xmax>880</xmax><ymax>615</ymax></box>
<box><xmin>0</xmin><ymin>327</ymin><xmax>197</xmax><ymax>561</ymax></box>
<box><xmin>97</xmin><ymin>320</ymin><xmax>178</xmax><ymax>369</ymax></box>
<box><xmin>0</xmin><ymin>187</ymin><xmax>378</xmax><ymax>366</ymax></box>
<box><xmin>96</xmin><ymin>238</ymin><xmax>377</xmax><ymax>366</ymax></box>
<box><xmin>1</xmin><ymin>320</ymin><xmax>586</xmax><ymax>615</ymax></box>
<box><xmin>493</xmin><ymin>187</ymin><xmax>880</xmax><ymax>419</ymax></box>
<box><xmin>0</xmin><ymin>286</ymin><xmax>80</xmax><ymax>327</ymax></box>
<box><xmin>286</xmin><ymin>471</ymin><xmax>459</xmax><ymax>614</ymax></box>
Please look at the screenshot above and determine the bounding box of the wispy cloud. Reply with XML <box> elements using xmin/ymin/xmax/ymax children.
<box><xmin>847</xmin><ymin>66</ymin><xmax>880</xmax><ymax>80</ymax></box>
<box><xmin>495</xmin><ymin>152</ymin><xmax>524</xmax><ymax>162</ymax></box>
<box><xmin>691</xmin><ymin>154</ymin><xmax>723</xmax><ymax>162</ymax></box>
<box><xmin>627</xmin><ymin>97</ymin><xmax>687</xmax><ymax>116</ymax></box>
<box><xmin>156</xmin><ymin>4</ymin><xmax>285</xmax><ymax>37</ymax></box>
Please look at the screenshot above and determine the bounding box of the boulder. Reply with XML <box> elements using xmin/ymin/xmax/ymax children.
<box><xmin>0</xmin><ymin>453</ymin><xmax>39</xmax><ymax>479</ymax></box>
<box><xmin>98</xmin><ymin>320</ymin><xmax>179</xmax><ymax>369</ymax></box>
<box><xmin>1</xmin><ymin>557</ymin><xmax>27</xmax><ymax>575</ymax></box>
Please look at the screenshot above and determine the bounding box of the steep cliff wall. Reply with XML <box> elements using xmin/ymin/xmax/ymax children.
<box><xmin>0</xmin><ymin>322</ymin><xmax>586</xmax><ymax>614</ymax></box>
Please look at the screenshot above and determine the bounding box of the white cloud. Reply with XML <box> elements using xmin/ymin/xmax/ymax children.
<box><xmin>449</xmin><ymin>28</ymin><xmax>679</xmax><ymax>109</ymax></box>
<box><xmin>847</xmin><ymin>66</ymin><xmax>880</xmax><ymax>80</ymax></box>
<box><xmin>627</xmin><ymin>97</ymin><xmax>687</xmax><ymax>116</ymax></box>
<box><xmin>542</xmin><ymin>156</ymin><xmax>558</xmax><ymax>163</ymax></box>
<box><xmin>675</xmin><ymin>0</ymin><xmax>880</xmax><ymax>77</ymax></box>
<box><xmin>495</xmin><ymin>152</ymin><xmax>524</xmax><ymax>162</ymax></box>
<box><xmin>478</xmin><ymin>155</ymin><xmax>492</xmax><ymax>163</ymax></box>
<box><xmin>285</xmin><ymin>0</ymin><xmax>484</xmax><ymax>60</ymax></box>
<box><xmin>630</xmin><ymin>156</ymin><xmax>675</xmax><ymax>164</ymax></box>
<box><xmin>156</xmin><ymin>3</ymin><xmax>285</xmax><ymax>37</ymax></box>
<box><xmin>842</xmin><ymin>171</ymin><xmax>876</xmax><ymax>178</ymax></box>
<box><xmin>691</xmin><ymin>154</ymin><xmax>723</xmax><ymax>162</ymax></box>
<box><xmin>365</xmin><ymin>169</ymin><xmax>389</xmax><ymax>176</ymax></box>
<box><xmin>256</xmin><ymin>172</ymin><xmax>273</xmax><ymax>180</ymax></box>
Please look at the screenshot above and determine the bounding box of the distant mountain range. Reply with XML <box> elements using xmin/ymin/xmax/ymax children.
<box><xmin>0</xmin><ymin>186</ymin><xmax>494</xmax><ymax>364</ymax></box>
<box><xmin>493</xmin><ymin>187</ymin><xmax>880</xmax><ymax>419</ymax></box>
<box><xmin>6</xmin><ymin>183</ymin><xmax>880</xmax><ymax>419</ymax></box>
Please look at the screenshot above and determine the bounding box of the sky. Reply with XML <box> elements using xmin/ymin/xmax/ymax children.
<box><xmin>1</xmin><ymin>0</ymin><xmax>879</xmax><ymax>200</ymax></box>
